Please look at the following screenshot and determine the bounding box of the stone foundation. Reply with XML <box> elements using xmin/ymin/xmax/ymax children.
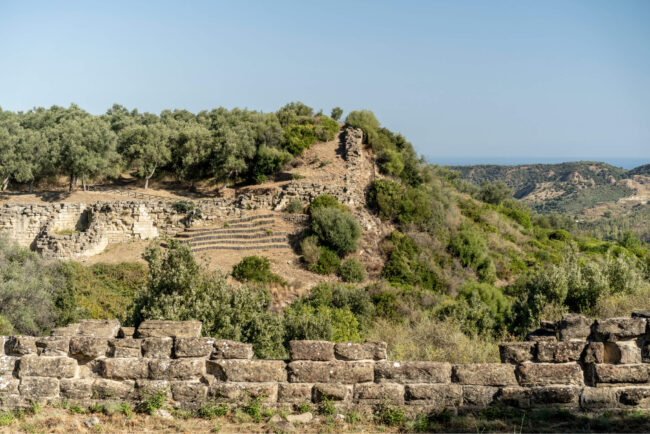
<box><xmin>1</xmin><ymin>312</ymin><xmax>650</xmax><ymax>412</ymax></box>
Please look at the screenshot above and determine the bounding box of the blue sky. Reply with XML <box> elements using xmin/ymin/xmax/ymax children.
<box><xmin>0</xmin><ymin>0</ymin><xmax>648</xmax><ymax>164</ymax></box>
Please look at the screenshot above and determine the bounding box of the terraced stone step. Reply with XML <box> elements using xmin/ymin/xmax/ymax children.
<box><xmin>176</xmin><ymin>227</ymin><xmax>279</xmax><ymax>238</ymax></box>
<box><xmin>187</xmin><ymin>237</ymin><xmax>288</xmax><ymax>248</ymax></box>
<box><xmin>176</xmin><ymin>232</ymin><xmax>287</xmax><ymax>243</ymax></box>
<box><xmin>192</xmin><ymin>244</ymin><xmax>290</xmax><ymax>252</ymax></box>
<box><xmin>183</xmin><ymin>214</ymin><xmax>275</xmax><ymax>231</ymax></box>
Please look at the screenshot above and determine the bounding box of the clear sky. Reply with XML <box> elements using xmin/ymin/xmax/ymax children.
<box><xmin>0</xmin><ymin>0</ymin><xmax>648</xmax><ymax>164</ymax></box>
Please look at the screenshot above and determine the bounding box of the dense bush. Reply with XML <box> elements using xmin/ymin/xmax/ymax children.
<box><xmin>311</xmin><ymin>207</ymin><xmax>361</xmax><ymax>256</ymax></box>
<box><xmin>339</xmin><ymin>258</ymin><xmax>366</xmax><ymax>283</ymax></box>
<box><xmin>448</xmin><ymin>224</ymin><xmax>497</xmax><ymax>283</ymax></box>
<box><xmin>231</xmin><ymin>256</ymin><xmax>284</xmax><ymax>285</ymax></box>
<box><xmin>381</xmin><ymin>231</ymin><xmax>439</xmax><ymax>291</ymax></box>
<box><xmin>367</xmin><ymin>179</ymin><xmax>434</xmax><ymax>225</ymax></box>
<box><xmin>476</xmin><ymin>181</ymin><xmax>511</xmax><ymax>205</ymax></box>
<box><xmin>308</xmin><ymin>194</ymin><xmax>346</xmax><ymax>214</ymax></box>
<box><xmin>284</xmin><ymin>198</ymin><xmax>304</xmax><ymax>214</ymax></box>
<box><xmin>132</xmin><ymin>241</ymin><xmax>285</xmax><ymax>358</ymax></box>
<box><xmin>309</xmin><ymin>247</ymin><xmax>340</xmax><ymax>275</ymax></box>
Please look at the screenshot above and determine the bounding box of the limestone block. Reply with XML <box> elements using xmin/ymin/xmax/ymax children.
<box><xmin>290</xmin><ymin>340</ymin><xmax>334</xmax><ymax>361</ymax></box>
<box><xmin>516</xmin><ymin>362</ymin><xmax>584</xmax><ymax>387</ymax></box>
<box><xmin>208</xmin><ymin>360</ymin><xmax>287</xmax><ymax>382</ymax></box>
<box><xmin>36</xmin><ymin>336</ymin><xmax>70</xmax><ymax>356</ymax></box>
<box><xmin>604</xmin><ymin>341</ymin><xmax>642</xmax><ymax>364</ymax></box>
<box><xmin>101</xmin><ymin>358</ymin><xmax>149</xmax><ymax>380</ymax></box>
<box><xmin>535</xmin><ymin>342</ymin><xmax>586</xmax><ymax>363</ymax></box>
<box><xmin>593</xmin><ymin>318</ymin><xmax>647</xmax><ymax>342</ymax></box>
<box><xmin>277</xmin><ymin>383</ymin><xmax>312</xmax><ymax>403</ymax></box>
<box><xmin>136</xmin><ymin>320</ymin><xmax>202</xmax><ymax>338</ymax></box>
<box><xmin>312</xmin><ymin>383</ymin><xmax>352</xmax><ymax>402</ymax></box>
<box><xmin>171</xmin><ymin>381</ymin><xmax>208</xmax><ymax>402</ymax></box>
<box><xmin>530</xmin><ymin>386</ymin><xmax>580</xmax><ymax>406</ymax></box>
<box><xmin>374</xmin><ymin>361</ymin><xmax>450</xmax><ymax>384</ymax></box>
<box><xmin>495</xmin><ymin>387</ymin><xmax>531</xmax><ymax>408</ymax></box>
<box><xmin>288</xmin><ymin>361</ymin><xmax>372</xmax><ymax>384</ymax></box>
<box><xmin>118</xmin><ymin>327</ymin><xmax>135</xmax><ymax>338</ymax></box>
<box><xmin>592</xmin><ymin>364</ymin><xmax>649</xmax><ymax>385</ymax></box>
<box><xmin>149</xmin><ymin>359</ymin><xmax>205</xmax><ymax>381</ymax></box>
<box><xmin>334</xmin><ymin>341</ymin><xmax>387</xmax><ymax>361</ymax></box>
<box><xmin>619</xmin><ymin>387</ymin><xmax>650</xmax><ymax>407</ymax></box>
<box><xmin>108</xmin><ymin>338</ymin><xmax>142</xmax><ymax>358</ymax></box>
<box><xmin>209</xmin><ymin>382</ymin><xmax>278</xmax><ymax>403</ymax></box>
<box><xmin>69</xmin><ymin>337</ymin><xmax>108</xmax><ymax>360</ymax></box>
<box><xmin>452</xmin><ymin>364</ymin><xmax>517</xmax><ymax>386</ymax></box>
<box><xmin>353</xmin><ymin>383</ymin><xmax>404</xmax><ymax>404</ymax></box>
<box><xmin>558</xmin><ymin>313</ymin><xmax>592</xmax><ymax>341</ymax></box>
<box><xmin>0</xmin><ymin>376</ymin><xmax>19</xmax><ymax>395</ymax></box>
<box><xmin>135</xmin><ymin>380</ymin><xmax>169</xmax><ymax>397</ymax></box>
<box><xmin>461</xmin><ymin>386</ymin><xmax>498</xmax><ymax>407</ymax></box>
<box><xmin>141</xmin><ymin>337</ymin><xmax>173</xmax><ymax>358</ymax></box>
<box><xmin>77</xmin><ymin>319</ymin><xmax>121</xmax><ymax>338</ymax></box>
<box><xmin>19</xmin><ymin>377</ymin><xmax>59</xmax><ymax>399</ymax></box>
<box><xmin>583</xmin><ymin>342</ymin><xmax>605</xmax><ymax>364</ymax></box>
<box><xmin>0</xmin><ymin>356</ymin><xmax>18</xmax><ymax>376</ymax></box>
<box><xmin>59</xmin><ymin>379</ymin><xmax>93</xmax><ymax>399</ymax></box>
<box><xmin>404</xmin><ymin>384</ymin><xmax>462</xmax><ymax>407</ymax></box>
<box><xmin>632</xmin><ymin>310</ymin><xmax>650</xmax><ymax>319</ymax></box>
<box><xmin>174</xmin><ymin>337</ymin><xmax>215</xmax><ymax>358</ymax></box>
<box><xmin>92</xmin><ymin>379</ymin><xmax>134</xmax><ymax>399</ymax></box>
<box><xmin>580</xmin><ymin>387</ymin><xmax>618</xmax><ymax>410</ymax></box>
<box><xmin>6</xmin><ymin>336</ymin><xmax>37</xmax><ymax>355</ymax></box>
<box><xmin>18</xmin><ymin>355</ymin><xmax>77</xmax><ymax>378</ymax></box>
<box><xmin>499</xmin><ymin>342</ymin><xmax>535</xmax><ymax>364</ymax></box>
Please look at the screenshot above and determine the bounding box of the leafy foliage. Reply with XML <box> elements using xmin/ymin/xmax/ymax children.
<box><xmin>311</xmin><ymin>207</ymin><xmax>362</xmax><ymax>256</ymax></box>
<box><xmin>231</xmin><ymin>256</ymin><xmax>284</xmax><ymax>285</ymax></box>
<box><xmin>339</xmin><ymin>258</ymin><xmax>366</xmax><ymax>283</ymax></box>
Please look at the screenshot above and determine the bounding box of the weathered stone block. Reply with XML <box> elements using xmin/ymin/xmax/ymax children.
<box><xmin>135</xmin><ymin>380</ymin><xmax>169</xmax><ymax>397</ymax></box>
<box><xmin>313</xmin><ymin>383</ymin><xmax>352</xmax><ymax>401</ymax></box>
<box><xmin>354</xmin><ymin>383</ymin><xmax>404</xmax><ymax>404</ymax></box>
<box><xmin>405</xmin><ymin>384</ymin><xmax>462</xmax><ymax>407</ymax></box>
<box><xmin>18</xmin><ymin>355</ymin><xmax>77</xmax><ymax>378</ymax></box>
<box><xmin>452</xmin><ymin>364</ymin><xmax>517</xmax><ymax>386</ymax></box>
<box><xmin>496</xmin><ymin>387</ymin><xmax>530</xmax><ymax>408</ymax></box>
<box><xmin>36</xmin><ymin>336</ymin><xmax>70</xmax><ymax>356</ymax></box>
<box><xmin>69</xmin><ymin>337</ymin><xmax>108</xmax><ymax>360</ymax></box>
<box><xmin>290</xmin><ymin>340</ymin><xmax>334</xmax><ymax>361</ymax></box>
<box><xmin>580</xmin><ymin>387</ymin><xmax>618</xmax><ymax>410</ymax></box>
<box><xmin>149</xmin><ymin>359</ymin><xmax>205</xmax><ymax>381</ymax></box>
<box><xmin>499</xmin><ymin>342</ymin><xmax>535</xmax><ymax>364</ymax></box>
<box><xmin>278</xmin><ymin>383</ymin><xmax>313</xmax><ymax>403</ymax></box>
<box><xmin>536</xmin><ymin>342</ymin><xmax>585</xmax><ymax>363</ymax></box>
<box><xmin>334</xmin><ymin>341</ymin><xmax>387</xmax><ymax>361</ymax></box>
<box><xmin>604</xmin><ymin>341</ymin><xmax>642</xmax><ymax>364</ymax></box>
<box><xmin>51</xmin><ymin>323</ymin><xmax>80</xmax><ymax>337</ymax></box>
<box><xmin>288</xmin><ymin>361</ymin><xmax>373</xmax><ymax>383</ymax></box>
<box><xmin>619</xmin><ymin>387</ymin><xmax>650</xmax><ymax>407</ymax></box>
<box><xmin>78</xmin><ymin>319</ymin><xmax>121</xmax><ymax>338</ymax></box>
<box><xmin>174</xmin><ymin>337</ymin><xmax>214</xmax><ymax>358</ymax></box>
<box><xmin>462</xmin><ymin>386</ymin><xmax>498</xmax><ymax>407</ymax></box>
<box><xmin>0</xmin><ymin>376</ymin><xmax>19</xmax><ymax>395</ymax></box>
<box><xmin>530</xmin><ymin>386</ymin><xmax>580</xmax><ymax>406</ymax></box>
<box><xmin>632</xmin><ymin>310</ymin><xmax>650</xmax><ymax>319</ymax></box>
<box><xmin>136</xmin><ymin>320</ymin><xmax>202</xmax><ymax>338</ymax></box>
<box><xmin>593</xmin><ymin>318</ymin><xmax>646</xmax><ymax>342</ymax></box>
<box><xmin>108</xmin><ymin>338</ymin><xmax>142</xmax><ymax>358</ymax></box>
<box><xmin>101</xmin><ymin>358</ymin><xmax>149</xmax><ymax>380</ymax></box>
<box><xmin>19</xmin><ymin>377</ymin><xmax>59</xmax><ymax>398</ymax></box>
<box><xmin>59</xmin><ymin>379</ymin><xmax>93</xmax><ymax>399</ymax></box>
<box><xmin>171</xmin><ymin>381</ymin><xmax>208</xmax><ymax>402</ymax></box>
<box><xmin>141</xmin><ymin>337</ymin><xmax>173</xmax><ymax>358</ymax></box>
<box><xmin>583</xmin><ymin>342</ymin><xmax>605</xmax><ymax>364</ymax></box>
<box><xmin>208</xmin><ymin>360</ymin><xmax>287</xmax><ymax>382</ymax></box>
<box><xmin>92</xmin><ymin>379</ymin><xmax>134</xmax><ymax>399</ymax></box>
<box><xmin>374</xmin><ymin>361</ymin><xmax>450</xmax><ymax>384</ymax></box>
<box><xmin>558</xmin><ymin>313</ymin><xmax>592</xmax><ymax>341</ymax></box>
<box><xmin>209</xmin><ymin>382</ymin><xmax>278</xmax><ymax>402</ymax></box>
<box><xmin>5</xmin><ymin>336</ymin><xmax>37</xmax><ymax>355</ymax></box>
<box><xmin>118</xmin><ymin>327</ymin><xmax>135</xmax><ymax>338</ymax></box>
<box><xmin>0</xmin><ymin>356</ymin><xmax>18</xmax><ymax>376</ymax></box>
<box><xmin>516</xmin><ymin>362</ymin><xmax>584</xmax><ymax>387</ymax></box>
<box><xmin>592</xmin><ymin>364</ymin><xmax>649</xmax><ymax>384</ymax></box>
<box><xmin>212</xmin><ymin>340</ymin><xmax>253</xmax><ymax>359</ymax></box>
<box><xmin>525</xmin><ymin>329</ymin><xmax>557</xmax><ymax>342</ymax></box>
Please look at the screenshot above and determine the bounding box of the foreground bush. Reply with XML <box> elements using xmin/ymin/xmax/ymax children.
<box><xmin>311</xmin><ymin>207</ymin><xmax>361</xmax><ymax>256</ymax></box>
<box><xmin>339</xmin><ymin>258</ymin><xmax>366</xmax><ymax>283</ymax></box>
<box><xmin>231</xmin><ymin>256</ymin><xmax>284</xmax><ymax>285</ymax></box>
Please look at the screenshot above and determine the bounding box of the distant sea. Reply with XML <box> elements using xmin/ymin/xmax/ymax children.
<box><xmin>428</xmin><ymin>157</ymin><xmax>649</xmax><ymax>170</ymax></box>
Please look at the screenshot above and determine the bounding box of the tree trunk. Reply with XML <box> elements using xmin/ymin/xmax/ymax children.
<box><xmin>1</xmin><ymin>177</ymin><xmax>8</xmax><ymax>192</ymax></box>
<box><xmin>144</xmin><ymin>164</ymin><xmax>156</xmax><ymax>190</ymax></box>
<box><xmin>29</xmin><ymin>179</ymin><xmax>34</xmax><ymax>193</ymax></box>
<box><xmin>82</xmin><ymin>175</ymin><xmax>87</xmax><ymax>191</ymax></box>
<box><xmin>69</xmin><ymin>174</ymin><xmax>74</xmax><ymax>192</ymax></box>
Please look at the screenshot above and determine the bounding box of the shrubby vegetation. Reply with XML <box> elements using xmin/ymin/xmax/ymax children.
<box><xmin>231</xmin><ymin>256</ymin><xmax>284</xmax><ymax>285</ymax></box>
<box><xmin>0</xmin><ymin>102</ymin><xmax>338</xmax><ymax>191</ymax></box>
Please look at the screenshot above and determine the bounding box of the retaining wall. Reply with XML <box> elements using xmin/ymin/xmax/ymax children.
<box><xmin>2</xmin><ymin>312</ymin><xmax>650</xmax><ymax>412</ymax></box>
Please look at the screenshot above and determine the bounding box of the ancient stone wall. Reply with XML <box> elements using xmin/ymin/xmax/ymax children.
<box><xmin>1</xmin><ymin>312</ymin><xmax>650</xmax><ymax>412</ymax></box>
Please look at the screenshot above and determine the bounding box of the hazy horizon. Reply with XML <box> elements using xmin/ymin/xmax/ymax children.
<box><xmin>428</xmin><ymin>156</ymin><xmax>648</xmax><ymax>170</ymax></box>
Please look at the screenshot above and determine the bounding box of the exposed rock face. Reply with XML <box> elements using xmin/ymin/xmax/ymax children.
<box><xmin>0</xmin><ymin>314</ymin><xmax>648</xmax><ymax>412</ymax></box>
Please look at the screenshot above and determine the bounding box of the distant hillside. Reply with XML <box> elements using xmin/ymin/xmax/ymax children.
<box><xmin>449</xmin><ymin>161</ymin><xmax>649</xmax><ymax>214</ymax></box>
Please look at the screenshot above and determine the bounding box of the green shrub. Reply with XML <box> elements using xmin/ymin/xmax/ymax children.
<box><xmin>308</xmin><ymin>194</ymin><xmax>346</xmax><ymax>214</ymax></box>
<box><xmin>367</xmin><ymin>179</ymin><xmax>404</xmax><ymax>221</ymax></box>
<box><xmin>311</xmin><ymin>207</ymin><xmax>361</xmax><ymax>256</ymax></box>
<box><xmin>300</xmin><ymin>235</ymin><xmax>321</xmax><ymax>265</ymax></box>
<box><xmin>449</xmin><ymin>224</ymin><xmax>496</xmax><ymax>283</ymax></box>
<box><xmin>375</xmin><ymin>402</ymin><xmax>405</xmax><ymax>426</ymax></box>
<box><xmin>309</xmin><ymin>247</ymin><xmax>340</xmax><ymax>275</ymax></box>
<box><xmin>132</xmin><ymin>241</ymin><xmax>285</xmax><ymax>358</ymax></box>
<box><xmin>382</xmin><ymin>231</ymin><xmax>439</xmax><ymax>290</ymax></box>
<box><xmin>172</xmin><ymin>200</ymin><xmax>194</xmax><ymax>213</ymax></box>
<box><xmin>285</xmin><ymin>198</ymin><xmax>304</xmax><ymax>214</ymax></box>
<box><xmin>499</xmin><ymin>204</ymin><xmax>532</xmax><ymax>228</ymax></box>
<box><xmin>330</xmin><ymin>107</ymin><xmax>343</xmax><ymax>121</ymax></box>
<box><xmin>339</xmin><ymin>258</ymin><xmax>366</xmax><ymax>282</ymax></box>
<box><xmin>135</xmin><ymin>389</ymin><xmax>167</xmax><ymax>415</ymax></box>
<box><xmin>549</xmin><ymin>229</ymin><xmax>571</xmax><ymax>242</ymax></box>
<box><xmin>231</xmin><ymin>256</ymin><xmax>284</xmax><ymax>285</ymax></box>
<box><xmin>477</xmin><ymin>181</ymin><xmax>511</xmax><ymax>205</ymax></box>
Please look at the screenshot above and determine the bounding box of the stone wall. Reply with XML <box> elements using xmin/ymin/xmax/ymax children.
<box><xmin>2</xmin><ymin>312</ymin><xmax>650</xmax><ymax>412</ymax></box>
